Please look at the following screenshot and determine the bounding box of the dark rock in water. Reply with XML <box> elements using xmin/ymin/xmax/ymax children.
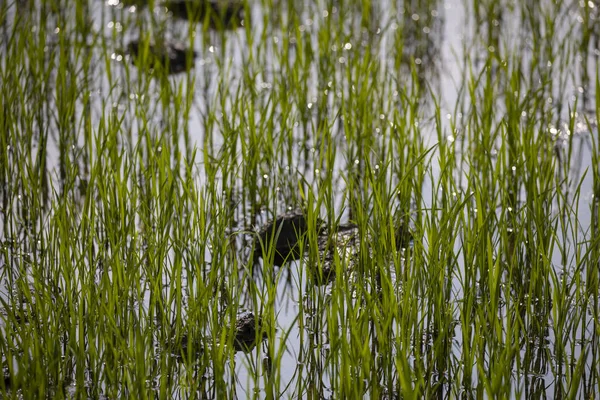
<box><xmin>234</xmin><ymin>311</ymin><xmax>263</xmax><ymax>352</ymax></box>
<box><xmin>127</xmin><ymin>40</ymin><xmax>198</xmax><ymax>75</ymax></box>
<box><xmin>252</xmin><ymin>211</ymin><xmax>321</xmax><ymax>266</ymax></box>
<box><xmin>163</xmin><ymin>0</ymin><xmax>244</xmax><ymax>29</ymax></box>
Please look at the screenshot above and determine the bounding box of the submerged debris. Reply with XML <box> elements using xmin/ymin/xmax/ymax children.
<box><xmin>234</xmin><ymin>311</ymin><xmax>264</xmax><ymax>352</ymax></box>
<box><xmin>127</xmin><ymin>40</ymin><xmax>198</xmax><ymax>75</ymax></box>
<box><xmin>163</xmin><ymin>0</ymin><xmax>244</xmax><ymax>29</ymax></box>
<box><xmin>252</xmin><ymin>211</ymin><xmax>322</xmax><ymax>266</ymax></box>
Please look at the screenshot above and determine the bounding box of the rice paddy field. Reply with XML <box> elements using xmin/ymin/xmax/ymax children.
<box><xmin>1</xmin><ymin>0</ymin><xmax>599</xmax><ymax>398</ymax></box>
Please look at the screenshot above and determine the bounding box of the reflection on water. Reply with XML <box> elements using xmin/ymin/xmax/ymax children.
<box><xmin>0</xmin><ymin>0</ymin><xmax>599</xmax><ymax>397</ymax></box>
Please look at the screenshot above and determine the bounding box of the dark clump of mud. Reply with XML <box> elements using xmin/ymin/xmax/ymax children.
<box><xmin>252</xmin><ymin>211</ymin><xmax>321</xmax><ymax>267</ymax></box>
<box><xmin>313</xmin><ymin>223</ymin><xmax>360</xmax><ymax>284</ymax></box>
<box><xmin>177</xmin><ymin>332</ymin><xmax>204</xmax><ymax>359</ymax></box>
<box><xmin>163</xmin><ymin>0</ymin><xmax>244</xmax><ymax>29</ymax></box>
<box><xmin>234</xmin><ymin>311</ymin><xmax>264</xmax><ymax>352</ymax></box>
<box><xmin>127</xmin><ymin>40</ymin><xmax>198</xmax><ymax>75</ymax></box>
<box><xmin>394</xmin><ymin>223</ymin><xmax>413</xmax><ymax>250</ymax></box>
<box><xmin>173</xmin><ymin>312</ymin><xmax>265</xmax><ymax>357</ymax></box>
<box><xmin>250</xmin><ymin>210</ymin><xmax>413</xmax><ymax>285</ymax></box>
<box><xmin>313</xmin><ymin>221</ymin><xmax>413</xmax><ymax>285</ymax></box>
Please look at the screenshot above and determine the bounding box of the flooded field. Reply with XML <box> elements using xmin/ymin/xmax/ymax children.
<box><xmin>1</xmin><ymin>0</ymin><xmax>599</xmax><ymax>398</ymax></box>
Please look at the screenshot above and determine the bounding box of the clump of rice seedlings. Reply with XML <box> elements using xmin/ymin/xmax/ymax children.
<box><xmin>0</xmin><ymin>0</ymin><xmax>598</xmax><ymax>398</ymax></box>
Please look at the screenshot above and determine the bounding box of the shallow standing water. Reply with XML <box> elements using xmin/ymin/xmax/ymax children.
<box><xmin>1</xmin><ymin>0</ymin><xmax>599</xmax><ymax>398</ymax></box>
